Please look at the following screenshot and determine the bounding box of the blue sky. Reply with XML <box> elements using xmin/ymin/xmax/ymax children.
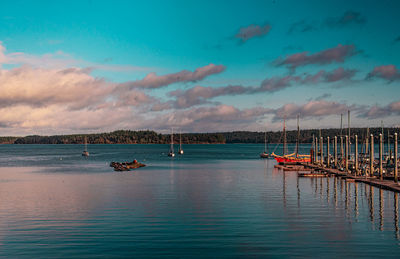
<box><xmin>0</xmin><ymin>0</ymin><xmax>399</xmax><ymax>135</ymax></box>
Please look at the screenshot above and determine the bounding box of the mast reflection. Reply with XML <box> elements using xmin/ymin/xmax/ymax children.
<box><xmin>326</xmin><ymin>177</ymin><xmax>330</xmax><ymax>204</ymax></box>
<box><xmin>394</xmin><ymin>192</ymin><xmax>399</xmax><ymax>239</ymax></box>
<box><xmin>283</xmin><ymin>172</ymin><xmax>286</xmax><ymax>208</ymax></box>
<box><xmin>334</xmin><ymin>177</ymin><xmax>337</xmax><ymax>207</ymax></box>
<box><xmin>369</xmin><ymin>186</ymin><xmax>374</xmax><ymax>224</ymax></box>
<box><xmin>354</xmin><ymin>183</ymin><xmax>359</xmax><ymax>220</ymax></box>
<box><xmin>297</xmin><ymin>175</ymin><xmax>300</xmax><ymax>209</ymax></box>
<box><xmin>379</xmin><ymin>189</ymin><xmax>384</xmax><ymax>231</ymax></box>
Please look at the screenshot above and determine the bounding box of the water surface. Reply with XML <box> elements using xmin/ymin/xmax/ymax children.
<box><xmin>0</xmin><ymin>144</ymin><xmax>399</xmax><ymax>257</ymax></box>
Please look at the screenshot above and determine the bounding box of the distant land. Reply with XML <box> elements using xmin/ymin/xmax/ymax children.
<box><xmin>0</xmin><ymin>128</ymin><xmax>398</xmax><ymax>144</ymax></box>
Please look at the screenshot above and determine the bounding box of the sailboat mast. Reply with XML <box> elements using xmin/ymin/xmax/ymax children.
<box><xmin>340</xmin><ymin>114</ymin><xmax>344</xmax><ymax>158</ymax></box>
<box><xmin>180</xmin><ymin>131</ymin><xmax>182</xmax><ymax>150</ymax></box>
<box><xmin>283</xmin><ymin>117</ymin><xmax>287</xmax><ymax>156</ymax></box>
<box><xmin>296</xmin><ymin>114</ymin><xmax>300</xmax><ymax>157</ymax></box>
<box><xmin>264</xmin><ymin>131</ymin><xmax>267</xmax><ymax>153</ymax></box>
<box><xmin>84</xmin><ymin>136</ymin><xmax>87</xmax><ymax>152</ymax></box>
<box><xmin>348</xmin><ymin>110</ymin><xmax>351</xmax><ymax>144</ymax></box>
<box><xmin>171</xmin><ymin>129</ymin><xmax>174</xmax><ymax>151</ymax></box>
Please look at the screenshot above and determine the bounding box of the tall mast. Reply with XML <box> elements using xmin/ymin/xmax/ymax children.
<box><xmin>264</xmin><ymin>131</ymin><xmax>267</xmax><ymax>153</ymax></box>
<box><xmin>366</xmin><ymin>127</ymin><xmax>369</xmax><ymax>155</ymax></box>
<box><xmin>340</xmin><ymin>114</ymin><xmax>343</xmax><ymax>136</ymax></box>
<box><xmin>348</xmin><ymin>110</ymin><xmax>351</xmax><ymax>144</ymax></box>
<box><xmin>340</xmin><ymin>114</ymin><xmax>344</xmax><ymax>158</ymax></box>
<box><xmin>84</xmin><ymin>136</ymin><xmax>87</xmax><ymax>152</ymax></box>
<box><xmin>283</xmin><ymin>117</ymin><xmax>287</xmax><ymax>156</ymax></box>
<box><xmin>296</xmin><ymin>114</ymin><xmax>300</xmax><ymax>157</ymax></box>
<box><xmin>171</xmin><ymin>128</ymin><xmax>174</xmax><ymax>152</ymax></box>
<box><xmin>179</xmin><ymin>130</ymin><xmax>182</xmax><ymax>150</ymax></box>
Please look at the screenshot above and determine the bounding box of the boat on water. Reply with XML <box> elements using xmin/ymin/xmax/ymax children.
<box><xmin>178</xmin><ymin>131</ymin><xmax>184</xmax><ymax>155</ymax></box>
<box><xmin>260</xmin><ymin>131</ymin><xmax>270</xmax><ymax>158</ymax></box>
<box><xmin>82</xmin><ymin>136</ymin><xmax>89</xmax><ymax>157</ymax></box>
<box><xmin>271</xmin><ymin>115</ymin><xmax>311</xmax><ymax>163</ymax></box>
<box><xmin>168</xmin><ymin>129</ymin><xmax>175</xmax><ymax>157</ymax></box>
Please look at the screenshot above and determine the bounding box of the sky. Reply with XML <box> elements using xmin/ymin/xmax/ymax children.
<box><xmin>0</xmin><ymin>0</ymin><xmax>400</xmax><ymax>135</ymax></box>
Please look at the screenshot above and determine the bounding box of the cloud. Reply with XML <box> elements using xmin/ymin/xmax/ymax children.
<box><xmin>160</xmin><ymin>68</ymin><xmax>356</xmax><ymax>110</ymax></box>
<box><xmin>366</xmin><ymin>65</ymin><xmax>400</xmax><ymax>82</ymax></box>
<box><xmin>119</xmin><ymin>64</ymin><xmax>226</xmax><ymax>90</ymax></box>
<box><xmin>275</xmin><ymin>44</ymin><xmax>357</xmax><ymax>70</ymax></box>
<box><xmin>0</xmin><ymin>41</ymin><xmax>152</xmax><ymax>73</ymax></box>
<box><xmin>235</xmin><ymin>24</ymin><xmax>271</xmax><ymax>43</ymax></box>
<box><xmin>302</xmin><ymin>67</ymin><xmax>357</xmax><ymax>83</ymax></box>
<box><xmin>359</xmin><ymin>101</ymin><xmax>400</xmax><ymax>119</ymax></box>
<box><xmin>325</xmin><ymin>10</ymin><xmax>366</xmax><ymax>28</ymax></box>
<box><xmin>288</xmin><ymin>11</ymin><xmax>366</xmax><ymax>35</ymax></box>
<box><xmin>143</xmin><ymin>104</ymin><xmax>272</xmax><ymax>132</ymax></box>
<box><xmin>314</xmin><ymin>93</ymin><xmax>332</xmax><ymax>101</ymax></box>
<box><xmin>0</xmin><ymin>66</ymin><xmax>114</xmax><ymax>109</ymax></box>
<box><xmin>272</xmin><ymin>100</ymin><xmax>352</xmax><ymax>121</ymax></box>
<box><xmin>168</xmin><ymin>85</ymin><xmax>249</xmax><ymax>108</ymax></box>
<box><xmin>287</xmin><ymin>20</ymin><xmax>317</xmax><ymax>34</ymax></box>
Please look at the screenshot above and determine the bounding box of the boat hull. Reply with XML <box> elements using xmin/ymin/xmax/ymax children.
<box><xmin>272</xmin><ymin>152</ymin><xmax>310</xmax><ymax>163</ymax></box>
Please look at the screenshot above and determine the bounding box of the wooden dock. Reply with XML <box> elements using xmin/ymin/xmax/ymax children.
<box><xmin>273</xmin><ymin>161</ymin><xmax>400</xmax><ymax>193</ymax></box>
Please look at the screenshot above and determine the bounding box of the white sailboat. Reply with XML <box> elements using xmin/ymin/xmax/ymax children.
<box><xmin>260</xmin><ymin>131</ymin><xmax>269</xmax><ymax>158</ymax></box>
<box><xmin>178</xmin><ymin>131</ymin><xmax>184</xmax><ymax>154</ymax></box>
<box><xmin>82</xmin><ymin>136</ymin><xmax>89</xmax><ymax>157</ymax></box>
<box><xmin>168</xmin><ymin>129</ymin><xmax>175</xmax><ymax>157</ymax></box>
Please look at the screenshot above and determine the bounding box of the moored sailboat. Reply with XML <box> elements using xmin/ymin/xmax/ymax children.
<box><xmin>260</xmin><ymin>131</ymin><xmax>270</xmax><ymax>158</ymax></box>
<box><xmin>82</xmin><ymin>136</ymin><xmax>89</xmax><ymax>157</ymax></box>
<box><xmin>178</xmin><ymin>131</ymin><xmax>184</xmax><ymax>154</ymax></box>
<box><xmin>168</xmin><ymin>129</ymin><xmax>175</xmax><ymax>157</ymax></box>
<box><xmin>271</xmin><ymin>115</ymin><xmax>311</xmax><ymax>163</ymax></box>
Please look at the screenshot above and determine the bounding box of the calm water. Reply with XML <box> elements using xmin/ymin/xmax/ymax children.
<box><xmin>0</xmin><ymin>144</ymin><xmax>400</xmax><ymax>258</ymax></box>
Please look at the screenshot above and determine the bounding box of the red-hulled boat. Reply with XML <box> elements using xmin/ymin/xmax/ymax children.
<box><xmin>273</xmin><ymin>115</ymin><xmax>311</xmax><ymax>163</ymax></box>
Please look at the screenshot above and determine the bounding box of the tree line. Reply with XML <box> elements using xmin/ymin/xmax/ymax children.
<box><xmin>0</xmin><ymin>128</ymin><xmax>398</xmax><ymax>144</ymax></box>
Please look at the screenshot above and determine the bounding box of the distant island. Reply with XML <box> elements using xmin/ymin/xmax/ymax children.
<box><xmin>0</xmin><ymin>128</ymin><xmax>397</xmax><ymax>144</ymax></box>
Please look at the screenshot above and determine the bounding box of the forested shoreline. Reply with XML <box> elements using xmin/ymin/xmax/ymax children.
<box><xmin>0</xmin><ymin>127</ymin><xmax>398</xmax><ymax>144</ymax></box>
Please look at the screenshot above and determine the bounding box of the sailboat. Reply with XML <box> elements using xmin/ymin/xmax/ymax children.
<box><xmin>168</xmin><ymin>129</ymin><xmax>175</xmax><ymax>157</ymax></box>
<box><xmin>82</xmin><ymin>136</ymin><xmax>89</xmax><ymax>157</ymax></box>
<box><xmin>271</xmin><ymin>115</ymin><xmax>311</xmax><ymax>163</ymax></box>
<box><xmin>178</xmin><ymin>131</ymin><xmax>184</xmax><ymax>154</ymax></box>
<box><xmin>260</xmin><ymin>131</ymin><xmax>269</xmax><ymax>158</ymax></box>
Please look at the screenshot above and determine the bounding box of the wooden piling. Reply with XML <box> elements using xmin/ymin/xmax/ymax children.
<box><xmin>345</xmin><ymin>135</ymin><xmax>349</xmax><ymax>172</ymax></box>
<box><xmin>395</xmin><ymin>133</ymin><xmax>398</xmax><ymax>183</ymax></box>
<box><xmin>380</xmin><ymin>133</ymin><xmax>383</xmax><ymax>180</ymax></box>
<box><xmin>370</xmin><ymin>134</ymin><xmax>374</xmax><ymax>177</ymax></box>
<box><xmin>355</xmin><ymin>135</ymin><xmax>358</xmax><ymax>175</ymax></box>
<box><xmin>315</xmin><ymin>137</ymin><xmax>319</xmax><ymax>164</ymax></box>
<box><xmin>340</xmin><ymin>136</ymin><xmax>344</xmax><ymax>159</ymax></box>
<box><xmin>334</xmin><ymin>136</ymin><xmax>338</xmax><ymax>168</ymax></box>
<box><xmin>327</xmin><ymin>136</ymin><xmax>330</xmax><ymax>167</ymax></box>
<box><xmin>320</xmin><ymin>136</ymin><xmax>323</xmax><ymax>166</ymax></box>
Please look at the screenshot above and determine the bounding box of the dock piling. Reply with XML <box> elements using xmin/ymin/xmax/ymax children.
<box><xmin>315</xmin><ymin>137</ymin><xmax>319</xmax><ymax>164</ymax></box>
<box><xmin>395</xmin><ymin>133</ymin><xmax>398</xmax><ymax>183</ymax></box>
<box><xmin>355</xmin><ymin>135</ymin><xmax>358</xmax><ymax>175</ymax></box>
<box><xmin>345</xmin><ymin>135</ymin><xmax>349</xmax><ymax>173</ymax></box>
<box><xmin>380</xmin><ymin>133</ymin><xmax>383</xmax><ymax>180</ymax></box>
<box><xmin>327</xmin><ymin>136</ymin><xmax>330</xmax><ymax>167</ymax></box>
<box><xmin>320</xmin><ymin>136</ymin><xmax>323</xmax><ymax>166</ymax></box>
<box><xmin>370</xmin><ymin>134</ymin><xmax>374</xmax><ymax>177</ymax></box>
<box><xmin>334</xmin><ymin>136</ymin><xmax>338</xmax><ymax>168</ymax></box>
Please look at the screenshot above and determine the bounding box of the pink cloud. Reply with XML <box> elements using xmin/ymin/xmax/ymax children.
<box><xmin>120</xmin><ymin>64</ymin><xmax>226</xmax><ymax>90</ymax></box>
<box><xmin>276</xmin><ymin>44</ymin><xmax>357</xmax><ymax>69</ymax></box>
<box><xmin>235</xmin><ymin>24</ymin><xmax>271</xmax><ymax>43</ymax></box>
<box><xmin>367</xmin><ymin>65</ymin><xmax>400</xmax><ymax>81</ymax></box>
<box><xmin>273</xmin><ymin>100</ymin><xmax>352</xmax><ymax>121</ymax></box>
